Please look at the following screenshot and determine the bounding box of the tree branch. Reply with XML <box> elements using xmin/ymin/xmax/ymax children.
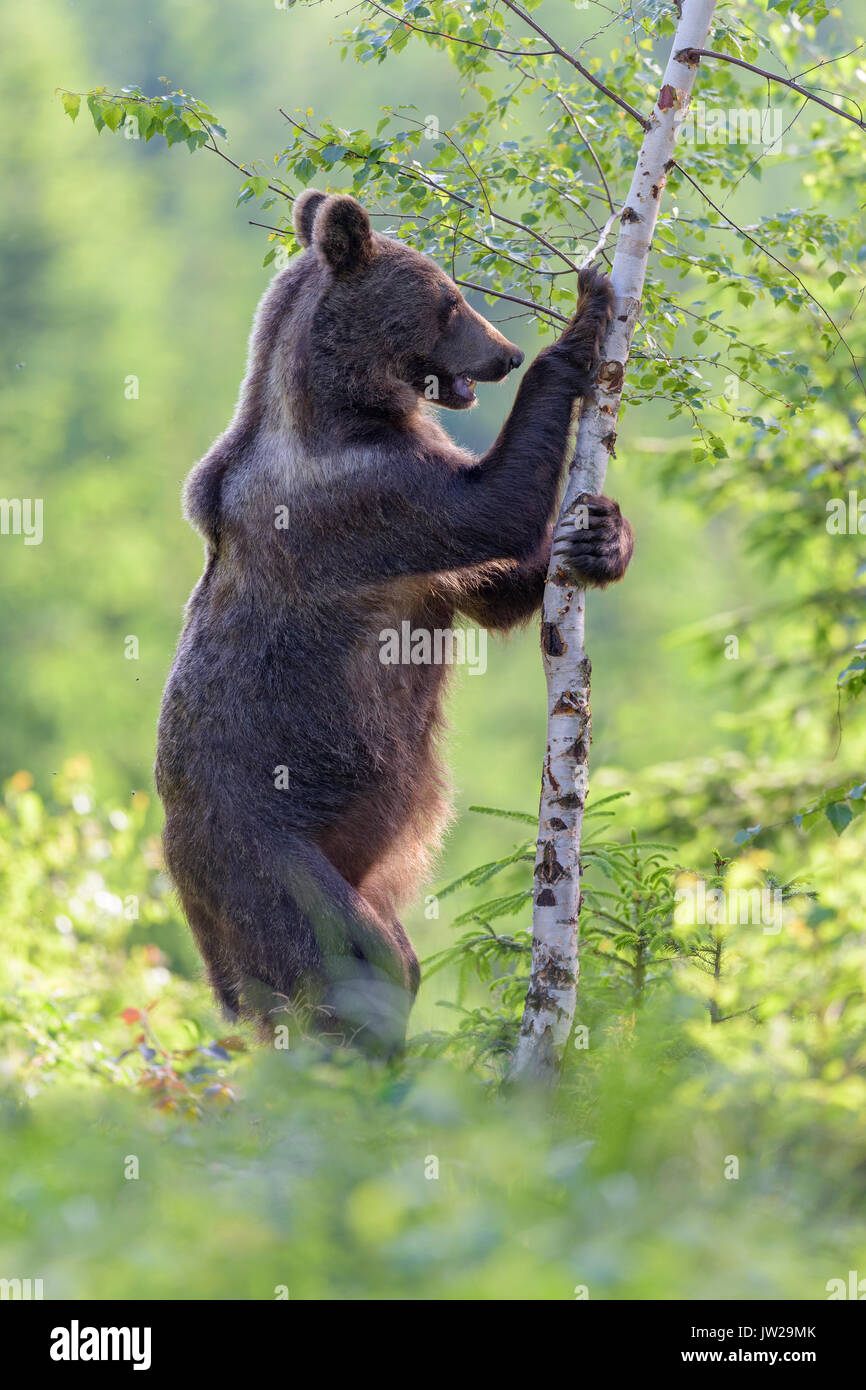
<box><xmin>279</xmin><ymin>108</ymin><xmax>583</xmax><ymax>273</ymax></box>
<box><xmin>362</xmin><ymin>0</ymin><xmax>556</xmax><ymax>57</ymax></box>
<box><xmin>498</xmin><ymin>0</ymin><xmax>651</xmax><ymax>130</ymax></box>
<box><xmin>670</xmin><ymin>159</ymin><xmax>865</xmax><ymax>394</ymax></box>
<box><xmin>675</xmin><ymin>47</ymin><xmax>866</xmax><ymax>132</ymax></box>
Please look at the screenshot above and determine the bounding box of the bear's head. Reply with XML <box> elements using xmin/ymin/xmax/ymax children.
<box><xmin>291</xmin><ymin>189</ymin><xmax>524</xmax><ymax>415</ymax></box>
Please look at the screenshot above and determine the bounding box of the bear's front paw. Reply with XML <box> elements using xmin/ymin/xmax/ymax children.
<box><xmin>552</xmin><ymin>270</ymin><xmax>615</xmax><ymax>385</ymax></box>
<box><xmin>552</xmin><ymin>493</ymin><xmax>634</xmax><ymax>588</ymax></box>
<box><xmin>576</xmin><ymin>264</ymin><xmax>615</xmax><ymax>316</ymax></box>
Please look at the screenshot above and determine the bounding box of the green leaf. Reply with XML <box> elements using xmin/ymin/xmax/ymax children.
<box><xmin>825</xmin><ymin>802</ymin><xmax>853</xmax><ymax>836</ymax></box>
<box><xmin>86</xmin><ymin>94</ymin><xmax>105</xmax><ymax>133</ymax></box>
<box><xmin>733</xmin><ymin>824</ymin><xmax>762</xmax><ymax>846</ymax></box>
<box><xmin>130</xmin><ymin>104</ymin><xmax>153</xmax><ymax>139</ymax></box>
<box><xmin>319</xmin><ymin>143</ymin><xmax>347</xmax><ymax>166</ymax></box>
<box><xmin>61</xmin><ymin>92</ymin><xmax>81</xmax><ymax>122</ymax></box>
<box><xmin>163</xmin><ymin>117</ymin><xmax>189</xmax><ymax>148</ymax></box>
<box><xmin>468</xmin><ymin>805</ymin><xmax>537</xmax><ymax>826</ymax></box>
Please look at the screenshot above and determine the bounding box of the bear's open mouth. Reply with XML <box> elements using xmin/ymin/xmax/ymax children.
<box><xmin>453</xmin><ymin>375</ymin><xmax>476</xmax><ymax>403</ymax></box>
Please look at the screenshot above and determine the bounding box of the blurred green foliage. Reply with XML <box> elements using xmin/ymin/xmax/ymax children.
<box><xmin>1</xmin><ymin>0</ymin><xmax>865</xmax><ymax>1299</ymax></box>
<box><xmin>1</xmin><ymin>767</ymin><xmax>865</xmax><ymax>1298</ymax></box>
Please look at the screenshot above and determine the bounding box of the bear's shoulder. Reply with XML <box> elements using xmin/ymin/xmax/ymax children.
<box><xmin>183</xmin><ymin>445</ymin><xmax>233</xmax><ymax>546</ymax></box>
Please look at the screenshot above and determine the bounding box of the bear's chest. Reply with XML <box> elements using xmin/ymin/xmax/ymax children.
<box><xmin>347</xmin><ymin>584</ymin><xmax>455</xmax><ymax>729</ymax></box>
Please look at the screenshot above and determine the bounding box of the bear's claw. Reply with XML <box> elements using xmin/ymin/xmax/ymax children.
<box><xmin>552</xmin><ymin>492</ymin><xmax>634</xmax><ymax>589</ymax></box>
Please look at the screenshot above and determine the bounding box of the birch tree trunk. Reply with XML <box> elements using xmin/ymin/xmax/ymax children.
<box><xmin>512</xmin><ymin>0</ymin><xmax>719</xmax><ymax>1082</ymax></box>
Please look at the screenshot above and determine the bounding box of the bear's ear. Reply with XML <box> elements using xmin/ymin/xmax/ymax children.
<box><xmin>311</xmin><ymin>194</ymin><xmax>375</xmax><ymax>275</ymax></box>
<box><xmin>292</xmin><ymin>189</ymin><xmax>327</xmax><ymax>248</ymax></box>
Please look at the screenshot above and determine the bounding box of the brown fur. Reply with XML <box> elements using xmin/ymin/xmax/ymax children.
<box><xmin>155</xmin><ymin>192</ymin><xmax>633</xmax><ymax>1053</ymax></box>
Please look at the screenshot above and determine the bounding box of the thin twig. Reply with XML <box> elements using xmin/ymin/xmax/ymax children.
<box><xmin>671</xmin><ymin>159</ymin><xmax>866</xmax><ymax>393</ymax></box>
<box><xmin>498</xmin><ymin>0</ymin><xmax>650</xmax><ymax>129</ymax></box>
<box><xmin>453</xmin><ymin>277</ymin><xmax>568</xmax><ymax>323</ymax></box>
<box><xmin>577</xmin><ymin>204</ymin><xmax>623</xmax><ymax>268</ymax></box>
<box><xmin>552</xmin><ymin>95</ymin><xmax>616</xmax><ymax>215</ymax></box>
<box><xmin>676</xmin><ymin>47</ymin><xmax>866</xmax><ymax>131</ymax></box>
<box><xmin>278</xmin><ymin>107</ymin><xmax>582</xmax><ymax>271</ymax></box>
<box><xmin>185</xmin><ymin>108</ymin><xmax>292</xmax><ymax>202</ymax></box>
<box><xmin>362</xmin><ymin>0</ymin><xmax>556</xmax><ymax>57</ymax></box>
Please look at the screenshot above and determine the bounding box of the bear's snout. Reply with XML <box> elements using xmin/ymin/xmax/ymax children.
<box><xmin>478</xmin><ymin>347</ymin><xmax>524</xmax><ymax>382</ymax></box>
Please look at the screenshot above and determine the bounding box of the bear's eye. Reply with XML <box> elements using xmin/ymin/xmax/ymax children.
<box><xmin>439</xmin><ymin>293</ymin><xmax>460</xmax><ymax>329</ymax></box>
<box><xmin>439</xmin><ymin>286</ymin><xmax>460</xmax><ymax>316</ymax></box>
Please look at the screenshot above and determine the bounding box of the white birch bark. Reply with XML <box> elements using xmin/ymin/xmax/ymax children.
<box><xmin>512</xmin><ymin>0</ymin><xmax>719</xmax><ymax>1081</ymax></box>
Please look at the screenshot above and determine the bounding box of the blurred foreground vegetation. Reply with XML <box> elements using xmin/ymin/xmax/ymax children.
<box><xmin>1</xmin><ymin>759</ymin><xmax>865</xmax><ymax>1299</ymax></box>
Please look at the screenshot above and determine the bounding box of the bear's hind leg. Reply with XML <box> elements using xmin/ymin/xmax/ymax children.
<box><xmin>176</xmin><ymin>832</ymin><xmax>418</xmax><ymax>1055</ymax></box>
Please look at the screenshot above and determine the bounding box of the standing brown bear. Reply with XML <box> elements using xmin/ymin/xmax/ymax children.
<box><xmin>155</xmin><ymin>189</ymin><xmax>633</xmax><ymax>1052</ymax></box>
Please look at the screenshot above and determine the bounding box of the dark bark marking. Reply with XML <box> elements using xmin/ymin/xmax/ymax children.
<box><xmin>599</xmin><ymin>359</ymin><xmax>624</xmax><ymax>392</ymax></box>
<box><xmin>552</xmin><ymin>689</ymin><xmax>583</xmax><ymax>715</ymax></box>
<box><xmin>535</xmin><ymin>839</ymin><xmax>566</xmax><ymax>885</ymax></box>
<box><xmin>566</xmin><ymin>739</ymin><xmax>588</xmax><ymax>763</ymax></box>
<box><xmin>545</xmin><ymin>753</ymin><xmax>561</xmax><ymax>795</ymax></box>
<box><xmin>542</xmin><ymin>621</ymin><xmax>566</xmax><ymax>656</ymax></box>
